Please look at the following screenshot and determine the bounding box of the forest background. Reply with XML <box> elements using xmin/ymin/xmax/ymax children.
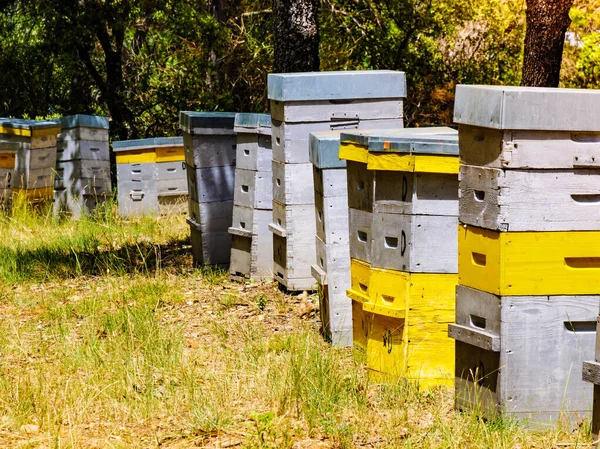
<box><xmin>0</xmin><ymin>0</ymin><xmax>597</xmax><ymax>141</ymax></box>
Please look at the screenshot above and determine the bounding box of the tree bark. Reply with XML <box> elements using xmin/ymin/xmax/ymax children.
<box><xmin>521</xmin><ymin>0</ymin><xmax>574</xmax><ymax>87</ymax></box>
<box><xmin>272</xmin><ymin>0</ymin><xmax>320</xmax><ymax>73</ymax></box>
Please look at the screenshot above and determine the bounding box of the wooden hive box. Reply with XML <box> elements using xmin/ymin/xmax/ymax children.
<box><xmin>360</xmin><ymin>266</ymin><xmax>456</xmax><ymax>387</ymax></box>
<box><xmin>458</xmin><ymin>224</ymin><xmax>600</xmax><ymax>296</ymax></box>
<box><xmin>309</xmin><ymin>131</ymin><xmax>352</xmax><ymax>345</ymax></box>
<box><xmin>450</xmin><ymin>285</ymin><xmax>596</xmax><ymax>428</ymax></box>
<box><xmin>229</xmin><ymin>113</ymin><xmax>273</xmax><ymax>281</ymax></box>
<box><xmin>268</xmin><ymin>71</ymin><xmax>406</xmax><ymax>164</ymax></box>
<box><xmin>582</xmin><ymin>317</ymin><xmax>600</xmax><ymax>441</ymax></box>
<box><xmin>454</xmin><ymin>85</ymin><xmax>600</xmax><ymax>170</ymax></box>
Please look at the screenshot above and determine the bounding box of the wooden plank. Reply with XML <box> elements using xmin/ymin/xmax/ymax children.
<box><xmin>235</xmin><ymin>133</ymin><xmax>272</xmax><ymax>171</ymax></box>
<box><xmin>367</xmin><ymin>153</ymin><xmax>460</xmax><ymax>174</ymax></box>
<box><xmin>454</xmin><ymin>84</ymin><xmax>600</xmax><ymax>131</ymax></box>
<box><xmin>57</xmin><ymin>160</ymin><xmax>111</xmax><ymax>182</ymax></box>
<box><xmin>229</xmin><ymin>208</ymin><xmax>273</xmax><ymax>280</ymax></box>
<box><xmin>117</xmin><ymin>162</ymin><xmax>156</xmax><ymax>183</ymax></box>
<box><xmin>272</xmin><ymin>161</ymin><xmax>315</xmax><ymax>205</ymax></box>
<box><xmin>117</xmin><ymin>180</ymin><xmax>158</xmax><ymax>217</ymax></box>
<box><xmin>179</xmin><ymin>111</ymin><xmax>236</xmax><ymax>136</ymax></box>
<box><xmin>371</xmin><ymin>213</ymin><xmax>458</xmax><ymax>273</ymax></box>
<box><xmin>315</xmin><ymin>192</ymin><xmax>349</xmax><ymax>245</ymax></box>
<box><xmin>187</xmin><ymin>164</ymin><xmax>235</xmax><ymax>203</ymax></box>
<box><xmin>183</xmin><ymin>133</ymin><xmax>237</xmax><ymax>169</ymax></box>
<box><xmin>458</xmin><ymin>225</ymin><xmax>600</xmax><ymax>295</ymax></box>
<box><xmin>374</xmin><ymin>170</ymin><xmax>458</xmax><ymax>216</ymax></box>
<box><xmin>459</xmin><ymin>125</ymin><xmax>600</xmax><ymax>170</ymax></box>
<box><xmin>189</xmin><ymin>220</ymin><xmax>231</xmax><ymax>267</ymax></box>
<box><xmin>460</xmin><ymin>165</ymin><xmax>600</xmax><ymax>231</ymax></box>
<box><xmin>155</xmin><ymin>146</ymin><xmax>185</xmax><ymax>163</ymax></box>
<box><xmin>348</xmin><ymin>208</ymin><xmax>372</xmax><ymax>263</ymax></box>
<box><xmin>58</xmin><ymin>139</ymin><xmax>109</xmax><ymax>162</ymax></box>
<box><xmin>157</xmin><ymin>160</ymin><xmax>186</xmax><ymax>181</ymax></box>
<box><xmin>61</xmin><ymin>127</ymin><xmax>109</xmax><ymax>142</ymax></box>
<box><xmin>583</xmin><ymin>361</ymin><xmax>600</xmax><ymax>385</ymax></box>
<box><xmin>272</xmin><ymin>118</ymin><xmax>402</xmax><ymax>163</ymax></box>
<box><xmin>187</xmin><ymin>200</ymin><xmax>233</xmax><ymax>234</ymax></box>
<box><xmin>313</xmin><ymin>166</ymin><xmax>347</xmax><ymax>198</ymax></box>
<box><xmin>13</xmin><ymin>166</ymin><xmax>54</xmax><ymax>190</ymax></box>
<box><xmin>157</xmin><ymin>178</ymin><xmax>187</xmax><ymax>196</ymax></box>
<box><xmin>454</xmin><ymin>291</ymin><xmax>597</xmax><ymax>427</ymax></box>
<box><xmin>233</xmin><ymin>168</ymin><xmax>272</xmax><ymax>209</ymax></box>
<box><xmin>346</xmin><ymin>161</ymin><xmax>374</xmax><ymax>212</ymax></box>
<box><xmin>16</xmin><ymin>146</ymin><xmax>56</xmax><ymax>172</ymax></box>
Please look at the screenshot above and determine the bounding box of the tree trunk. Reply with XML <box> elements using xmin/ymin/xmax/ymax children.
<box><xmin>272</xmin><ymin>0</ymin><xmax>320</xmax><ymax>73</ymax></box>
<box><xmin>521</xmin><ymin>0</ymin><xmax>573</xmax><ymax>87</ymax></box>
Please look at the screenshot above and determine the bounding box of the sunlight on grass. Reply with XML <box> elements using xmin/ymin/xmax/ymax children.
<box><xmin>0</xmin><ymin>206</ymin><xmax>593</xmax><ymax>448</ymax></box>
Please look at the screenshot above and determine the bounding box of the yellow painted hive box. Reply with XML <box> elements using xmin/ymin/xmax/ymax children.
<box><xmin>458</xmin><ymin>224</ymin><xmax>600</xmax><ymax>296</ymax></box>
<box><xmin>348</xmin><ymin>258</ymin><xmax>371</xmax><ymax>352</ymax></box>
<box><xmin>349</xmin><ymin>259</ymin><xmax>456</xmax><ymax>387</ymax></box>
<box><xmin>13</xmin><ymin>186</ymin><xmax>53</xmax><ymax>201</ymax></box>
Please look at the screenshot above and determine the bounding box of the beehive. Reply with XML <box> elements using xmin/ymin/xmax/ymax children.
<box><xmin>309</xmin><ymin>131</ymin><xmax>351</xmax><ymax>346</ymax></box>
<box><xmin>0</xmin><ymin>118</ymin><xmax>61</xmax><ymax>205</ymax></box>
<box><xmin>340</xmin><ymin>127</ymin><xmax>459</xmax><ymax>386</ymax></box>
<box><xmin>451</xmin><ymin>84</ymin><xmax>600</xmax><ymax>427</ymax></box>
<box><xmin>53</xmin><ymin>115</ymin><xmax>111</xmax><ymax>218</ymax></box>
<box><xmin>113</xmin><ymin>137</ymin><xmax>186</xmax><ymax>217</ymax></box>
<box><xmin>179</xmin><ymin>111</ymin><xmax>237</xmax><ymax>267</ymax></box>
<box><xmin>229</xmin><ymin>113</ymin><xmax>273</xmax><ymax>281</ymax></box>
<box><xmin>267</xmin><ymin>70</ymin><xmax>406</xmax><ymax>291</ymax></box>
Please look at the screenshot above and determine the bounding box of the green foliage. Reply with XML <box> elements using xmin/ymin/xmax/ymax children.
<box><xmin>0</xmin><ymin>0</ymin><xmax>591</xmax><ymax>136</ymax></box>
<box><xmin>562</xmin><ymin>0</ymin><xmax>600</xmax><ymax>89</ymax></box>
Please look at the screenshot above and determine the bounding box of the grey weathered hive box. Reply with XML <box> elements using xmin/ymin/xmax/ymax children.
<box><xmin>454</xmin><ymin>85</ymin><xmax>600</xmax><ymax>131</ymax></box>
<box><xmin>450</xmin><ymin>285</ymin><xmax>596</xmax><ymax>428</ymax></box>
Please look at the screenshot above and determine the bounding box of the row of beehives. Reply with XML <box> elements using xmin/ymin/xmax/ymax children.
<box><xmin>0</xmin><ymin>114</ymin><xmax>195</xmax><ymax>218</ymax></box>
<box><xmin>173</xmin><ymin>75</ymin><xmax>600</xmax><ymax>432</ymax></box>
<box><xmin>0</xmin><ymin>115</ymin><xmax>112</xmax><ymax>215</ymax></box>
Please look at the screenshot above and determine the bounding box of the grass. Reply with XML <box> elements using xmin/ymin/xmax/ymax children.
<box><xmin>0</xmin><ymin>203</ymin><xmax>594</xmax><ymax>448</ymax></box>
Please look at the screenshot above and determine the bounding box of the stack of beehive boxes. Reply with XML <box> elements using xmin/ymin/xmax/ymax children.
<box><xmin>267</xmin><ymin>71</ymin><xmax>406</xmax><ymax>291</ymax></box>
<box><xmin>54</xmin><ymin>115</ymin><xmax>111</xmax><ymax>217</ymax></box>
<box><xmin>0</xmin><ymin>143</ymin><xmax>18</xmax><ymax>208</ymax></box>
<box><xmin>449</xmin><ymin>85</ymin><xmax>599</xmax><ymax>427</ymax></box>
<box><xmin>229</xmin><ymin>113</ymin><xmax>273</xmax><ymax>281</ymax></box>
<box><xmin>113</xmin><ymin>137</ymin><xmax>186</xmax><ymax>217</ymax></box>
<box><xmin>179</xmin><ymin>111</ymin><xmax>237</xmax><ymax>266</ymax></box>
<box><xmin>309</xmin><ymin>131</ymin><xmax>352</xmax><ymax>346</ymax></box>
<box><xmin>0</xmin><ymin>118</ymin><xmax>61</xmax><ymax>205</ymax></box>
<box><xmin>340</xmin><ymin>127</ymin><xmax>459</xmax><ymax>386</ymax></box>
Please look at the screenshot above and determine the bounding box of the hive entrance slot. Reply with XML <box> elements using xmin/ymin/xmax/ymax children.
<box><xmin>564</xmin><ymin>321</ymin><xmax>596</xmax><ymax>332</ymax></box>
<box><xmin>571</xmin><ymin>194</ymin><xmax>600</xmax><ymax>204</ymax></box>
<box><xmin>471</xmin><ymin>252</ymin><xmax>487</xmax><ymax>267</ymax></box>
<box><xmin>470</xmin><ymin>315</ymin><xmax>486</xmax><ymax>329</ymax></box>
<box><xmin>384</xmin><ymin>236</ymin><xmax>398</xmax><ymax>249</ymax></box>
<box><xmin>357</xmin><ymin>231</ymin><xmax>368</xmax><ymax>243</ymax></box>
<box><xmin>564</xmin><ymin>257</ymin><xmax>600</xmax><ymax>269</ymax></box>
<box><xmin>474</xmin><ymin>190</ymin><xmax>485</xmax><ymax>202</ymax></box>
